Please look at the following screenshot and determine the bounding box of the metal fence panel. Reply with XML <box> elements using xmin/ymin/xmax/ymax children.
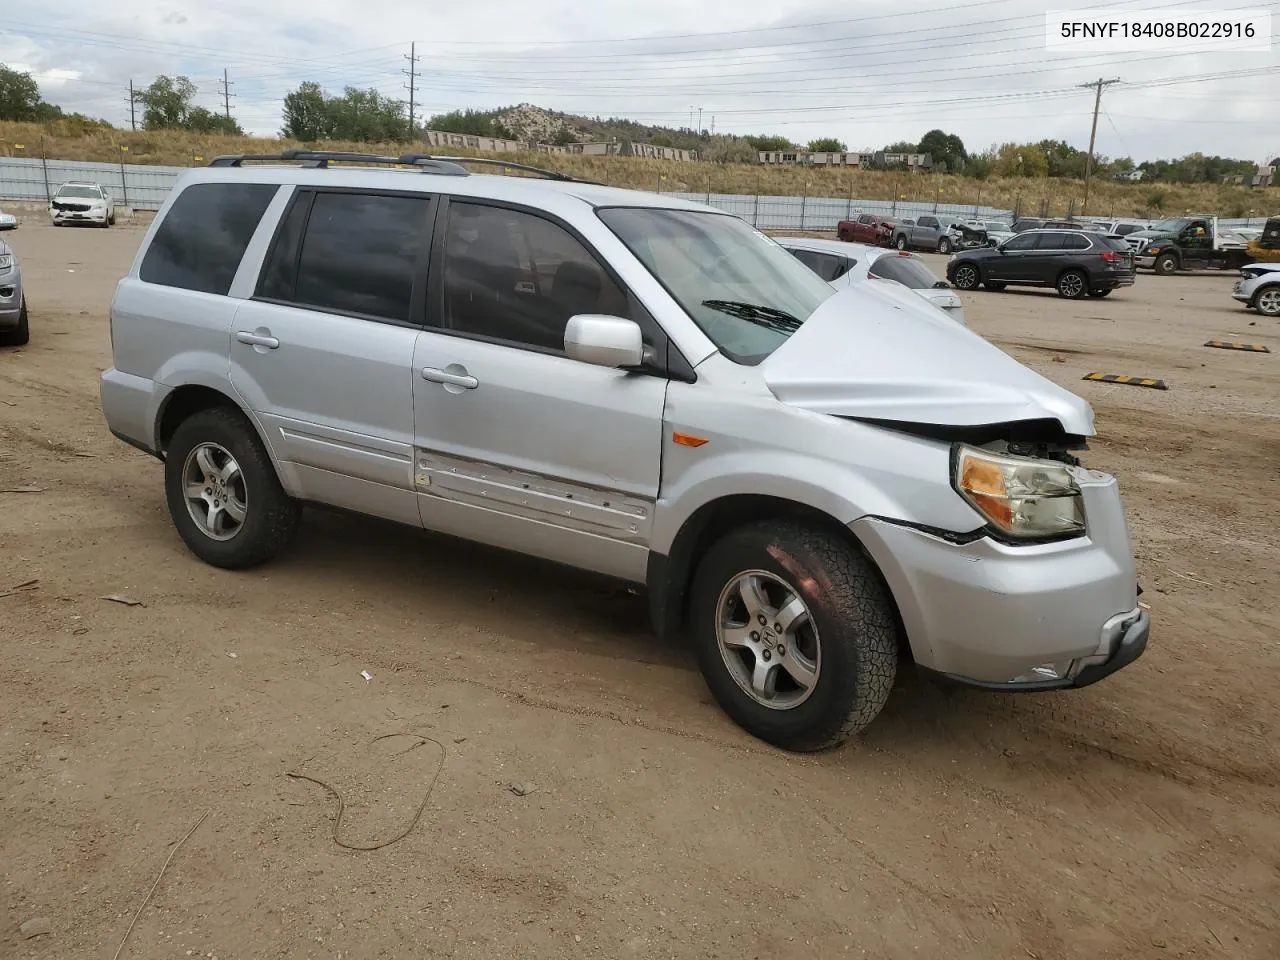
<box><xmin>1</xmin><ymin>157</ymin><xmax>1267</xmax><ymax>230</ymax></box>
<box><xmin>0</xmin><ymin>156</ymin><xmax>187</xmax><ymax>209</ymax></box>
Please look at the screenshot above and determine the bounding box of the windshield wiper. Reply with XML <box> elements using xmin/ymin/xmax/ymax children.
<box><xmin>701</xmin><ymin>299</ymin><xmax>802</xmax><ymax>332</ymax></box>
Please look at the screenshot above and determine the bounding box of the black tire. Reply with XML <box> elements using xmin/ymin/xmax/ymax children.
<box><xmin>689</xmin><ymin>520</ymin><xmax>898</xmax><ymax>752</ymax></box>
<box><xmin>1057</xmin><ymin>269</ymin><xmax>1088</xmax><ymax>299</ymax></box>
<box><xmin>164</xmin><ymin>406</ymin><xmax>300</xmax><ymax>569</ymax></box>
<box><xmin>984</xmin><ymin>280</ymin><xmax>1006</xmax><ymax>291</ymax></box>
<box><xmin>1253</xmin><ymin>285</ymin><xmax>1280</xmax><ymax>317</ymax></box>
<box><xmin>937</xmin><ymin>237</ymin><xmax>952</xmax><ymax>254</ymax></box>
<box><xmin>1154</xmin><ymin>253</ymin><xmax>1179</xmax><ymax>275</ymax></box>
<box><xmin>108</xmin><ymin>213</ymin><xmax>116</xmax><ymax>226</ymax></box>
<box><xmin>895</xmin><ymin>235</ymin><xmax>907</xmax><ymax>251</ymax></box>
<box><xmin>1088</xmin><ymin>288</ymin><xmax>1112</xmax><ymax>298</ymax></box>
<box><xmin>0</xmin><ymin>297</ymin><xmax>29</xmax><ymax>347</ymax></box>
<box><xmin>951</xmin><ymin>263</ymin><xmax>980</xmax><ymax>290</ymax></box>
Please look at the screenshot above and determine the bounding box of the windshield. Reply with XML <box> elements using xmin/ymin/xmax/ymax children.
<box><xmin>596</xmin><ymin>207</ymin><xmax>835</xmax><ymax>364</ymax></box>
<box><xmin>1150</xmin><ymin>218</ymin><xmax>1192</xmax><ymax>234</ymax></box>
<box><xmin>867</xmin><ymin>252</ymin><xmax>939</xmax><ymax>289</ymax></box>
<box><xmin>56</xmin><ymin>185</ymin><xmax>102</xmax><ymax>199</ymax></box>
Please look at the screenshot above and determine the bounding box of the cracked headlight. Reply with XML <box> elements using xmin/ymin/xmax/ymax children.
<box><xmin>954</xmin><ymin>444</ymin><xmax>1085</xmax><ymax>540</ymax></box>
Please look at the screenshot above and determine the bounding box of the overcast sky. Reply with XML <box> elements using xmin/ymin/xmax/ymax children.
<box><xmin>4</xmin><ymin>0</ymin><xmax>1277</xmax><ymax>163</ymax></box>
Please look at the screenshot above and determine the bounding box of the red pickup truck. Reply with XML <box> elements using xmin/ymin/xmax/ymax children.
<box><xmin>837</xmin><ymin>213</ymin><xmax>894</xmax><ymax>246</ymax></box>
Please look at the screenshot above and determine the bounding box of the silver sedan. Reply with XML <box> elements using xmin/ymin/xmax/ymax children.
<box><xmin>0</xmin><ymin>237</ymin><xmax>28</xmax><ymax>346</ymax></box>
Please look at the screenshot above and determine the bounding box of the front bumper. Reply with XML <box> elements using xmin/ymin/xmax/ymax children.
<box><xmin>851</xmin><ymin>470</ymin><xmax>1147</xmax><ymax>690</ymax></box>
<box><xmin>51</xmin><ymin>208</ymin><xmax>107</xmax><ymax>224</ymax></box>
<box><xmin>1134</xmin><ymin>255</ymin><xmax>1156</xmax><ymax>269</ymax></box>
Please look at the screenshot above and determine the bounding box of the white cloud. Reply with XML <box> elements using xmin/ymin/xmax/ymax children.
<box><xmin>3</xmin><ymin>0</ymin><xmax>1276</xmax><ymax>163</ymax></box>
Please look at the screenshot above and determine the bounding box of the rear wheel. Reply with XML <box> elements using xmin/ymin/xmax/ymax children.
<box><xmin>951</xmin><ymin>263</ymin><xmax>980</xmax><ymax>290</ymax></box>
<box><xmin>689</xmin><ymin>520</ymin><xmax>898</xmax><ymax>752</ymax></box>
<box><xmin>1255</xmin><ymin>286</ymin><xmax>1280</xmax><ymax>317</ymax></box>
<box><xmin>0</xmin><ymin>297</ymin><xmax>29</xmax><ymax>347</ymax></box>
<box><xmin>1057</xmin><ymin>270</ymin><xmax>1088</xmax><ymax>299</ymax></box>
<box><xmin>164</xmin><ymin>407</ymin><xmax>300</xmax><ymax>569</ymax></box>
<box><xmin>1155</xmin><ymin>253</ymin><xmax>1179</xmax><ymax>275</ymax></box>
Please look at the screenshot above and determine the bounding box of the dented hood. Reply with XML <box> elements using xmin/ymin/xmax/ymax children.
<box><xmin>761</xmin><ymin>285</ymin><xmax>1095</xmax><ymax>435</ymax></box>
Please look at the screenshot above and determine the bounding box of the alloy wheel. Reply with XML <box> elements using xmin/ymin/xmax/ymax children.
<box><xmin>182</xmin><ymin>442</ymin><xmax>248</xmax><ymax>541</ymax></box>
<box><xmin>715</xmin><ymin>570</ymin><xmax>821</xmax><ymax>710</ymax></box>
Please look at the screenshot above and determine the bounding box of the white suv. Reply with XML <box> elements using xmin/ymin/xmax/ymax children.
<box><xmin>99</xmin><ymin>150</ymin><xmax>1149</xmax><ymax>750</ymax></box>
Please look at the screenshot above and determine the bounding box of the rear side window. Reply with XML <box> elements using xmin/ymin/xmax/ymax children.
<box><xmin>1101</xmin><ymin>237</ymin><xmax>1131</xmax><ymax>252</ymax></box>
<box><xmin>788</xmin><ymin>248</ymin><xmax>852</xmax><ymax>283</ymax></box>
<box><xmin>140</xmin><ymin>182</ymin><xmax>278</xmax><ymax>295</ymax></box>
<box><xmin>292</xmin><ymin>192</ymin><xmax>432</xmax><ymax>322</ymax></box>
<box><xmin>1063</xmin><ymin>233</ymin><xmax>1092</xmax><ymax>250</ymax></box>
<box><xmin>868</xmin><ymin>253</ymin><xmax>938</xmax><ymax>289</ymax></box>
<box><xmin>1034</xmin><ymin>232</ymin><xmax>1069</xmax><ymax>249</ymax></box>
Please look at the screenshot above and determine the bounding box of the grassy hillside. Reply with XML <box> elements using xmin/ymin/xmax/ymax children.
<box><xmin>1</xmin><ymin>120</ymin><xmax>1272</xmax><ymax>220</ymax></box>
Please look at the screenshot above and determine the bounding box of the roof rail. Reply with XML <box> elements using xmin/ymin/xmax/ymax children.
<box><xmin>398</xmin><ymin>154</ymin><xmax>601</xmax><ymax>184</ymax></box>
<box><xmin>207</xmin><ymin>150</ymin><xmax>468</xmax><ymax>175</ymax></box>
<box><xmin>205</xmin><ymin>149</ymin><xmax>604</xmax><ymax>185</ymax></box>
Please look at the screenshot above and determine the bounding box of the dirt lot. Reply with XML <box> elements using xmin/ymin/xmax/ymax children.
<box><xmin>1</xmin><ymin>217</ymin><xmax>1277</xmax><ymax>960</ymax></box>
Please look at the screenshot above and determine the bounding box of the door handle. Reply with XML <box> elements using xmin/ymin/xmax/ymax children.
<box><xmin>236</xmin><ymin>331</ymin><xmax>279</xmax><ymax>349</ymax></box>
<box><xmin>422</xmin><ymin>367</ymin><xmax>478</xmax><ymax>389</ymax></box>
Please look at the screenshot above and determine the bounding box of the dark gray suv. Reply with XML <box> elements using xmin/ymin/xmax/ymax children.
<box><xmin>946</xmin><ymin>229</ymin><xmax>1137</xmax><ymax>299</ymax></box>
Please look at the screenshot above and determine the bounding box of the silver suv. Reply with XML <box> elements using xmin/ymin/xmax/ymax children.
<box><xmin>100</xmin><ymin>150</ymin><xmax>1150</xmax><ymax>751</ymax></box>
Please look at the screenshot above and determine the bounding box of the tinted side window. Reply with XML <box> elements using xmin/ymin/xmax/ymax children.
<box><xmin>788</xmin><ymin>249</ymin><xmax>849</xmax><ymax>282</ymax></box>
<box><xmin>1034</xmin><ymin>232</ymin><xmax>1069</xmax><ymax>250</ymax></box>
<box><xmin>1064</xmin><ymin>233</ymin><xmax>1092</xmax><ymax>250</ymax></box>
<box><xmin>293</xmin><ymin>192</ymin><xmax>431</xmax><ymax>322</ymax></box>
<box><xmin>868</xmin><ymin>254</ymin><xmax>937</xmax><ymax>288</ymax></box>
<box><xmin>140</xmin><ymin>182</ymin><xmax>278</xmax><ymax>295</ymax></box>
<box><xmin>919</xmin><ymin>216</ymin><xmax>938</xmax><ymax>228</ymax></box>
<box><xmin>858</xmin><ymin>214</ymin><xmax>874</xmax><ymax>224</ymax></box>
<box><xmin>1002</xmin><ymin>233</ymin><xmax>1038</xmax><ymax>251</ymax></box>
<box><xmin>256</xmin><ymin>192</ymin><xmax>311</xmax><ymax>301</ymax></box>
<box><xmin>442</xmin><ymin>202</ymin><xmax>628</xmax><ymax>352</ymax></box>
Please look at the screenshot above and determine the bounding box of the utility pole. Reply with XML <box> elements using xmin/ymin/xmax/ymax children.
<box><xmin>218</xmin><ymin>69</ymin><xmax>236</xmax><ymax>120</ymax></box>
<box><xmin>697</xmin><ymin>106</ymin><xmax>703</xmax><ymax>132</ymax></box>
<box><xmin>127</xmin><ymin>80</ymin><xmax>136</xmax><ymax>130</ymax></box>
<box><xmin>403</xmin><ymin>42</ymin><xmax>420</xmax><ymax>138</ymax></box>
<box><xmin>1080</xmin><ymin>76</ymin><xmax>1119</xmax><ymax>216</ymax></box>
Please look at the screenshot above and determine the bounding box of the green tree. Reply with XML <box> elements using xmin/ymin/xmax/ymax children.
<box><xmin>0</xmin><ymin>65</ymin><xmax>63</xmax><ymax>121</ymax></box>
<box><xmin>708</xmin><ymin>136</ymin><xmax>758</xmax><ymax>163</ymax></box>
<box><xmin>187</xmin><ymin>106</ymin><xmax>243</xmax><ymax>136</ymax></box>
<box><xmin>427</xmin><ymin>107</ymin><xmax>516</xmax><ymax>140</ymax></box>
<box><xmin>282</xmin><ymin>81</ymin><xmax>332</xmax><ymax>140</ymax></box>
<box><xmin>918</xmin><ymin>129</ymin><xmax>967</xmax><ymax>172</ymax></box>
<box><xmin>992</xmin><ymin>142</ymin><xmax>1049</xmax><ymax>178</ymax></box>
<box><xmin>807</xmin><ymin>137</ymin><xmax>846</xmax><ymax>152</ymax></box>
<box><xmin>883</xmin><ymin>140</ymin><xmax>918</xmax><ymax>153</ymax></box>
<box><xmin>742</xmin><ymin>134</ymin><xmax>794</xmax><ymax>152</ymax></box>
<box><xmin>135</xmin><ymin>75</ymin><xmax>198</xmax><ymax>129</ymax></box>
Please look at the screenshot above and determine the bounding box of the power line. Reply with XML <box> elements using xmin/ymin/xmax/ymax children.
<box><xmin>1080</xmin><ymin>77</ymin><xmax>1120</xmax><ymax>215</ymax></box>
<box><xmin>218</xmin><ymin>68</ymin><xmax>235</xmax><ymax>119</ymax></box>
<box><xmin>402</xmin><ymin>42</ymin><xmax>420</xmax><ymax>135</ymax></box>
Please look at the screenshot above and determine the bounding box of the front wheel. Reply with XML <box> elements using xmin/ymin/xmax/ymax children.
<box><xmin>0</xmin><ymin>297</ymin><xmax>29</xmax><ymax>347</ymax></box>
<box><xmin>1155</xmin><ymin>253</ymin><xmax>1179</xmax><ymax>275</ymax></box>
<box><xmin>164</xmin><ymin>407</ymin><xmax>300</xmax><ymax>569</ymax></box>
<box><xmin>689</xmin><ymin>521</ymin><xmax>898</xmax><ymax>752</ymax></box>
<box><xmin>1088</xmin><ymin>288</ymin><xmax>1112</xmax><ymax>298</ymax></box>
<box><xmin>895</xmin><ymin>236</ymin><xmax>907</xmax><ymax>251</ymax></box>
<box><xmin>1057</xmin><ymin>270</ymin><xmax>1088</xmax><ymax>299</ymax></box>
<box><xmin>951</xmin><ymin>263</ymin><xmax>980</xmax><ymax>290</ymax></box>
<box><xmin>1255</xmin><ymin>286</ymin><xmax>1280</xmax><ymax>317</ymax></box>
<box><xmin>937</xmin><ymin>237</ymin><xmax>952</xmax><ymax>254</ymax></box>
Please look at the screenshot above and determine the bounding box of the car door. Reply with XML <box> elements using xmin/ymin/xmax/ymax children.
<box><xmin>229</xmin><ymin>187</ymin><xmax>435</xmax><ymax>528</ymax></box>
<box><xmin>915</xmin><ymin>216</ymin><xmax>939</xmax><ymax>248</ymax></box>
<box><xmin>1021</xmin><ymin>230</ymin><xmax>1072</xmax><ymax>283</ymax></box>
<box><xmin>986</xmin><ymin>231</ymin><xmax>1039</xmax><ymax>281</ymax></box>
<box><xmin>410</xmin><ymin>197</ymin><xmax>673</xmax><ymax>582</ymax></box>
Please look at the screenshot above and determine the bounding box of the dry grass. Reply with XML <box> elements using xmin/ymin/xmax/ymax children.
<box><xmin>1</xmin><ymin>120</ymin><xmax>1273</xmax><ymax>219</ymax></box>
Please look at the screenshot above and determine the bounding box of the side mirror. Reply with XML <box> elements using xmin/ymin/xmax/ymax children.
<box><xmin>564</xmin><ymin>315</ymin><xmax>645</xmax><ymax>369</ymax></box>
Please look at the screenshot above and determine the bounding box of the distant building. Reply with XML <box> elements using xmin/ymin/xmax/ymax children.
<box><xmin>872</xmin><ymin>151</ymin><xmax>932</xmax><ymax>171</ymax></box>
<box><xmin>1221</xmin><ymin>166</ymin><xmax>1276</xmax><ymax>188</ymax></box>
<box><xmin>1116</xmin><ymin>169</ymin><xmax>1143</xmax><ymax>181</ymax></box>
<box><xmin>758</xmin><ymin>150</ymin><xmax>880</xmax><ymax>167</ymax></box>
<box><xmin>420</xmin><ymin>129</ymin><xmax>698</xmax><ymax>162</ymax></box>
